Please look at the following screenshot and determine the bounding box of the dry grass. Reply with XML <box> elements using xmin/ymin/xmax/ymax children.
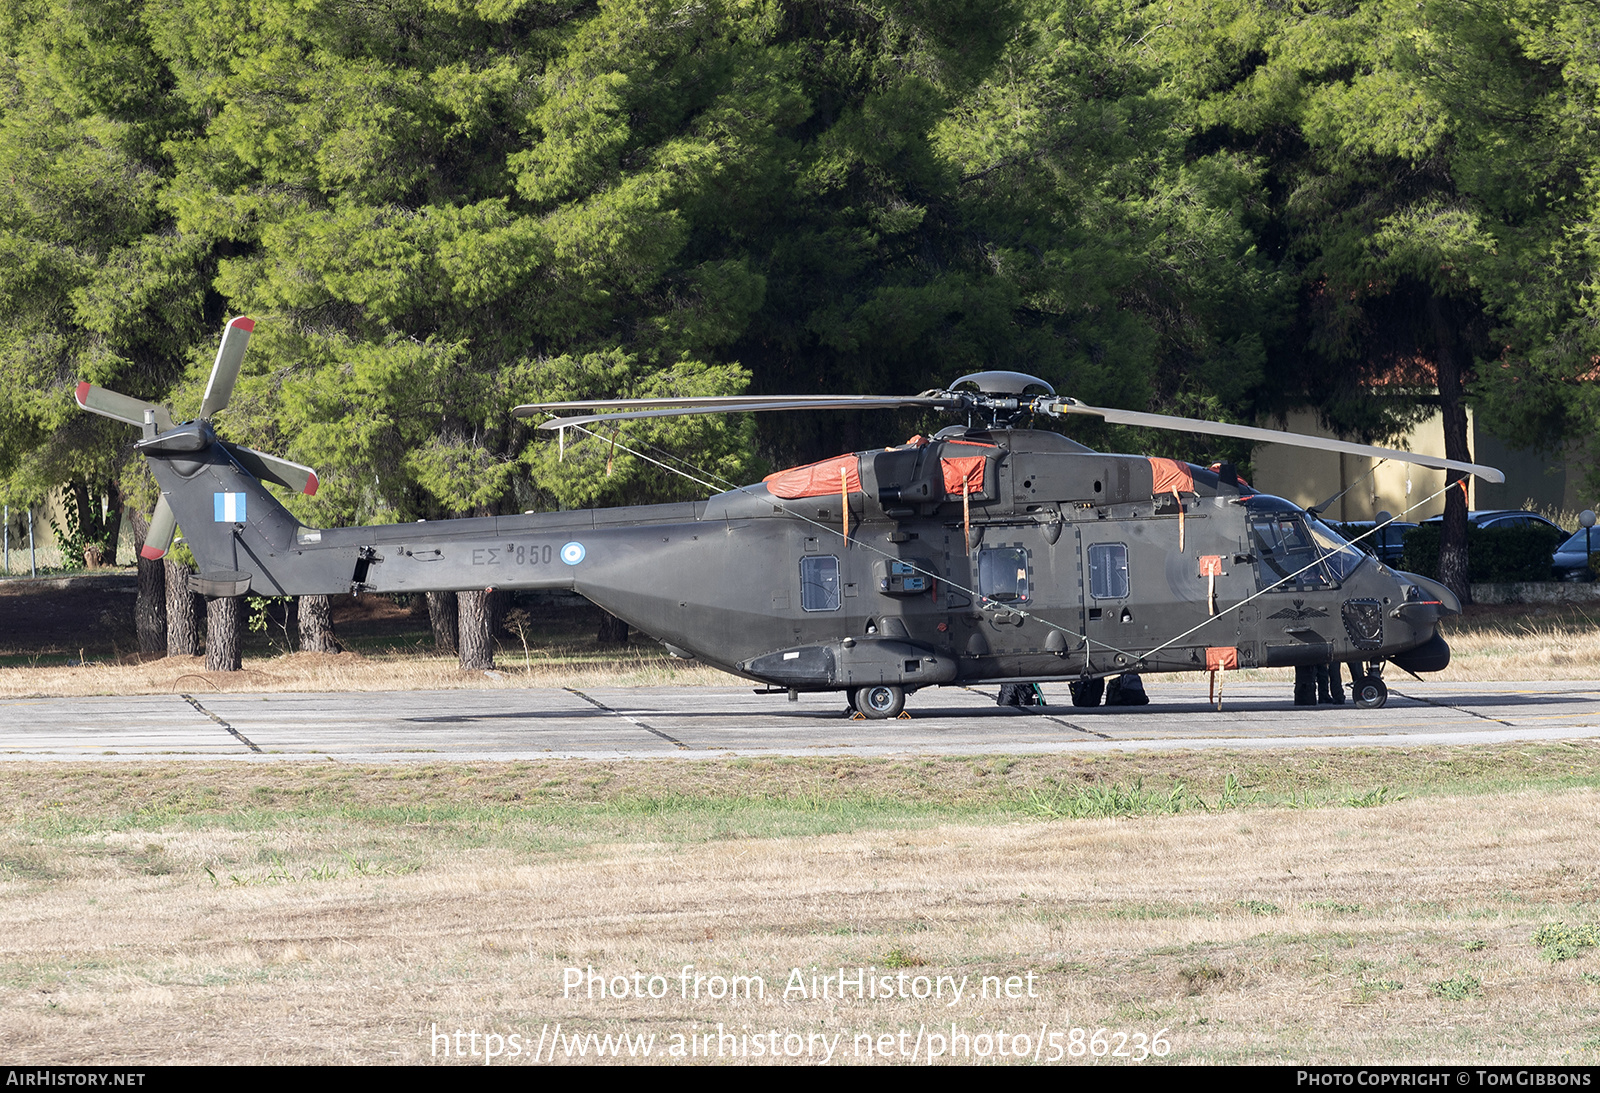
<box><xmin>1431</xmin><ymin>605</ymin><xmax>1600</xmax><ymax>681</ymax></box>
<box><xmin>5</xmin><ymin>744</ymin><xmax>1600</xmax><ymax>821</ymax></box>
<box><xmin>0</xmin><ymin>648</ymin><xmax>738</xmax><ymax>698</ymax></box>
<box><xmin>2</xmin><ymin>758</ymin><xmax>1598</xmax><ymax>1064</ymax></box>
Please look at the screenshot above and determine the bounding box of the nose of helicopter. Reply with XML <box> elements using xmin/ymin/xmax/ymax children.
<box><xmin>1394</xmin><ymin>572</ymin><xmax>1461</xmax><ymax>618</ymax></box>
<box><xmin>1385</xmin><ymin>572</ymin><xmax>1458</xmax><ymax>675</ymax></box>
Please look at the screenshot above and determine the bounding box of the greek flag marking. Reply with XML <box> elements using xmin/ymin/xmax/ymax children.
<box><xmin>214</xmin><ymin>492</ymin><xmax>247</xmax><ymax>522</ymax></box>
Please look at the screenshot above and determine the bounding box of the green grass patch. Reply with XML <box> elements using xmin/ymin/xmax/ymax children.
<box><xmin>1352</xmin><ymin>977</ymin><xmax>1404</xmax><ymax>1002</ymax></box>
<box><xmin>1531</xmin><ymin>923</ymin><xmax>1600</xmax><ymax>962</ymax></box>
<box><xmin>1305</xmin><ymin>900</ymin><xmax>1364</xmax><ymax>914</ymax></box>
<box><xmin>1429</xmin><ymin>973</ymin><xmax>1483</xmax><ymax>1000</ymax></box>
<box><xmin>3</xmin><ymin>743</ymin><xmax>1600</xmax><ymax>869</ymax></box>
<box><xmin>1238</xmin><ymin>899</ymin><xmax>1283</xmax><ymax>916</ymax></box>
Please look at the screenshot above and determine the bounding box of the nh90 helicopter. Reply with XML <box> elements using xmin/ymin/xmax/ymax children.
<box><xmin>77</xmin><ymin>318</ymin><xmax>1503</xmax><ymax>718</ymax></box>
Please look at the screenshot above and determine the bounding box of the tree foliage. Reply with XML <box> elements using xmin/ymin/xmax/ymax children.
<box><xmin>1</xmin><ymin>0</ymin><xmax>1597</xmax><ymax>534</ymax></box>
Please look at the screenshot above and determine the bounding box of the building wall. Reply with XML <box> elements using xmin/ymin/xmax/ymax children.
<box><xmin>1472</xmin><ymin>430</ymin><xmax>1590</xmax><ymax>515</ymax></box>
<box><xmin>1251</xmin><ymin>410</ymin><xmax>1596</xmax><ymax>522</ymax></box>
<box><xmin>1252</xmin><ymin>409</ymin><xmax>1472</xmax><ymax>522</ymax></box>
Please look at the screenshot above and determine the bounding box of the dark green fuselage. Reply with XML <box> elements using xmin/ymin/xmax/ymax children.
<box><xmin>150</xmin><ymin>425</ymin><xmax>1454</xmax><ymax>690</ymax></box>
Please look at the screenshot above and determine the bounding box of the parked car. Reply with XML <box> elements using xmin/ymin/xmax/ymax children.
<box><xmin>1420</xmin><ymin>509</ymin><xmax>1578</xmax><ymax>581</ymax></box>
<box><xmin>1553</xmin><ymin>528</ymin><xmax>1597</xmax><ymax>581</ymax></box>
<box><xmin>1420</xmin><ymin>509</ymin><xmax>1567</xmax><ymax>534</ymax></box>
<box><xmin>1330</xmin><ymin>520</ymin><xmax>1418</xmax><ymax>566</ymax></box>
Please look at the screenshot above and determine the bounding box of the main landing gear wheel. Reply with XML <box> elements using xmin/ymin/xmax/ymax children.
<box><xmin>1353</xmin><ymin>676</ymin><xmax>1388</xmax><ymax>710</ymax></box>
<box><xmin>855</xmin><ymin>684</ymin><xmax>905</xmax><ymax>719</ymax></box>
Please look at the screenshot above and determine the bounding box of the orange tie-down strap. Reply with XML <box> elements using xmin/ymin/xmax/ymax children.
<box><xmin>941</xmin><ymin>455</ymin><xmax>987</xmax><ymax>495</ymax></box>
<box><xmin>764</xmin><ymin>453</ymin><xmax>862</xmax><ymax>499</ymax></box>
<box><xmin>1205</xmin><ymin>646</ymin><xmax>1239</xmax><ymax>672</ymax></box>
<box><xmin>1149</xmin><ymin>456</ymin><xmax>1195</xmax><ymax>496</ymax></box>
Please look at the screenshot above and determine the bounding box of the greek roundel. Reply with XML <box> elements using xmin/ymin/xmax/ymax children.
<box><xmin>560</xmin><ymin>541</ymin><xmax>586</xmax><ymax>565</ymax></box>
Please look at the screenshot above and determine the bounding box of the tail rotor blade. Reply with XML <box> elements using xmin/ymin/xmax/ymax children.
<box><xmin>222</xmin><ymin>442</ymin><xmax>319</xmax><ymax>495</ymax></box>
<box><xmin>75</xmin><ymin>382</ymin><xmax>174</xmax><ymax>432</ymax></box>
<box><xmin>140</xmin><ymin>495</ymin><xmax>177</xmax><ymax>560</ymax></box>
<box><xmin>198</xmin><ymin>316</ymin><xmax>256</xmax><ymax>420</ymax></box>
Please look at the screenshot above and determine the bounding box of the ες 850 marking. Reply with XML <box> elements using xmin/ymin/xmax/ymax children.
<box><xmin>471</xmin><ymin>544</ymin><xmax>553</xmax><ymax>566</ymax></box>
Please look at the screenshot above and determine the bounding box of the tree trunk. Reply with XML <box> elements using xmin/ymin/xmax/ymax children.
<box><xmin>457</xmin><ymin>590</ymin><xmax>494</xmax><ymax>670</ymax></box>
<box><xmin>1429</xmin><ymin>297</ymin><xmax>1473</xmax><ymax>605</ymax></box>
<box><xmin>165</xmin><ymin>559</ymin><xmax>201</xmax><ymax>656</ymax></box>
<box><xmin>489</xmin><ymin>588</ymin><xmax>508</xmax><ymax>639</ymax></box>
<box><xmin>205</xmin><ymin>595</ymin><xmax>243</xmax><ymax>671</ymax></box>
<box><xmin>129</xmin><ymin>510</ymin><xmax>166</xmax><ymax>657</ymax></box>
<box><xmin>427</xmin><ymin>590</ymin><xmax>458</xmax><ymax>654</ymax></box>
<box><xmin>103</xmin><ymin>484</ymin><xmax>122</xmax><ymax>566</ymax></box>
<box><xmin>297</xmin><ymin>594</ymin><xmax>341</xmax><ymax>653</ymax></box>
<box><xmin>597</xmin><ymin>610</ymin><xmax>630</xmax><ymax>644</ymax></box>
<box><xmin>70</xmin><ymin>480</ymin><xmax>121</xmax><ymax>564</ymax></box>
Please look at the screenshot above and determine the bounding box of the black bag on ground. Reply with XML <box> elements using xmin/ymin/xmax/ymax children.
<box><xmin>1104</xmin><ymin>672</ymin><xmax>1149</xmax><ymax>706</ymax></box>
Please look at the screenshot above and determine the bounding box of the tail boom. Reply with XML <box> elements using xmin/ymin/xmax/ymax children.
<box><xmin>145</xmin><ymin>433</ymin><xmax>698</xmax><ymax>598</ymax></box>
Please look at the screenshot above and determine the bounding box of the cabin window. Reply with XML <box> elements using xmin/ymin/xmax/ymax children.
<box><xmin>1088</xmin><ymin>543</ymin><xmax>1129</xmax><ymax>599</ymax></box>
<box><xmin>978</xmin><ymin>546</ymin><xmax>1030</xmax><ymax>603</ymax></box>
<box><xmin>800</xmin><ymin>555</ymin><xmax>841</xmax><ymax>611</ymax></box>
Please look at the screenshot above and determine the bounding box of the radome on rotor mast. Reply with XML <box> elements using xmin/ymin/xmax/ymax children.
<box><xmin>77</xmin><ymin>319</ymin><xmax>1503</xmax><ymax>718</ymax></box>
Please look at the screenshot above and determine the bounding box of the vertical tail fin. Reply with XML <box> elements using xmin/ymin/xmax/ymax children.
<box><xmin>141</xmin><ymin>422</ymin><xmax>309</xmax><ymax>595</ymax></box>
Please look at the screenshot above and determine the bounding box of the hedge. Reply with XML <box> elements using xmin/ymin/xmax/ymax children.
<box><xmin>1398</xmin><ymin>524</ymin><xmax>1566</xmax><ymax>582</ymax></box>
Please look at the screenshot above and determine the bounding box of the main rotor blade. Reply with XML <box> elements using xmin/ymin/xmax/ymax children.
<box><xmin>222</xmin><ymin>442</ymin><xmax>319</xmax><ymax>495</ymax></box>
<box><xmin>198</xmin><ymin>316</ymin><xmax>255</xmax><ymax>420</ymax></box>
<box><xmin>1044</xmin><ymin>399</ymin><xmax>1507</xmax><ymax>484</ymax></box>
<box><xmin>75</xmin><ymin>382</ymin><xmax>174</xmax><ymax>432</ymax></box>
<box><xmin>139</xmin><ymin>495</ymin><xmax>177</xmax><ymax>560</ymax></box>
<box><xmin>534</xmin><ymin>397</ymin><xmax>960</xmax><ymax>430</ymax></box>
<box><xmin>514</xmin><ymin>395</ymin><xmax>895</xmax><ymax>417</ymax></box>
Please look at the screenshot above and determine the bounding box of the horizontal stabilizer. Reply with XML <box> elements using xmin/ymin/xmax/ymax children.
<box><xmin>224</xmin><ymin>442</ymin><xmax>319</xmax><ymax>495</ymax></box>
<box><xmin>193</xmin><ymin>570</ymin><xmax>252</xmax><ymax>597</ymax></box>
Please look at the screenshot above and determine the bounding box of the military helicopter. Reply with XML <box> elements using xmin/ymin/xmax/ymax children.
<box><xmin>77</xmin><ymin>318</ymin><xmax>1504</xmax><ymax>718</ymax></box>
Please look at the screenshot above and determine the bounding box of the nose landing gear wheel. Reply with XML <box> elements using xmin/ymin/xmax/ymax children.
<box><xmin>855</xmin><ymin>684</ymin><xmax>905</xmax><ymax>719</ymax></box>
<box><xmin>1353</xmin><ymin>676</ymin><xmax>1388</xmax><ymax>709</ymax></box>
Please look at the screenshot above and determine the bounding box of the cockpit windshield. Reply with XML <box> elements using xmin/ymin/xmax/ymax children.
<box><xmin>1307</xmin><ymin>518</ymin><xmax>1367</xmax><ymax>581</ymax></box>
<box><xmin>1243</xmin><ymin>496</ymin><xmax>1367</xmax><ymax>589</ymax></box>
